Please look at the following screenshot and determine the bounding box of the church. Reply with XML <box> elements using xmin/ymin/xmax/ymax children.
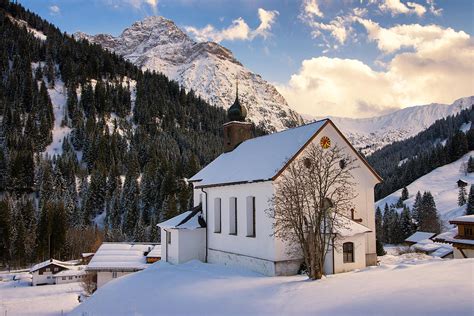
<box><xmin>158</xmin><ymin>90</ymin><xmax>382</xmax><ymax>276</ymax></box>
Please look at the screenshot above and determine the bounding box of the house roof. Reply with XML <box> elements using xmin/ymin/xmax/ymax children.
<box><xmin>191</xmin><ymin>119</ymin><xmax>381</xmax><ymax>188</ymax></box>
<box><xmin>335</xmin><ymin>215</ymin><xmax>372</xmax><ymax>237</ymax></box>
<box><xmin>158</xmin><ymin>204</ymin><xmax>206</xmax><ymax>230</ymax></box>
<box><xmin>87</xmin><ymin>243</ymin><xmax>159</xmax><ymax>271</ymax></box>
<box><xmin>405</xmin><ymin>231</ymin><xmax>437</xmax><ymax>243</ymax></box>
<box><xmin>450</xmin><ymin>215</ymin><xmax>474</xmax><ymax>224</ymax></box>
<box><xmin>434</xmin><ymin>229</ymin><xmax>474</xmax><ymax>246</ymax></box>
<box><xmin>29</xmin><ymin>259</ymin><xmax>74</xmax><ymax>273</ymax></box>
<box><xmin>411</xmin><ymin>239</ymin><xmax>453</xmax><ymax>257</ymax></box>
<box><xmin>53</xmin><ymin>267</ymin><xmax>86</xmax><ymax>277</ymax></box>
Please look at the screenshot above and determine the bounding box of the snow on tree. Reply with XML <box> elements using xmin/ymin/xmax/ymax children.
<box><xmin>458</xmin><ymin>185</ymin><xmax>467</xmax><ymax>206</ymax></box>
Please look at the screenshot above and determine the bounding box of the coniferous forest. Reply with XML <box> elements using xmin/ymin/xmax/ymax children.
<box><xmin>0</xmin><ymin>1</ymin><xmax>230</xmax><ymax>268</ymax></box>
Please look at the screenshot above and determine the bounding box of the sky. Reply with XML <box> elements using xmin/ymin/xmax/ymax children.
<box><xmin>18</xmin><ymin>0</ymin><xmax>474</xmax><ymax>118</ymax></box>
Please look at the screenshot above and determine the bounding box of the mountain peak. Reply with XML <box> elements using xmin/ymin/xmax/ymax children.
<box><xmin>76</xmin><ymin>16</ymin><xmax>303</xmax><ymax>131</ymax></box>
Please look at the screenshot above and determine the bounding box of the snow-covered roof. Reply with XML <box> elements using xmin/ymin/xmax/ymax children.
<box><xmin>158</xmin><ymin>205</ymin><xmax>206</xmax><ymax>230</ymax></box>
<box><xmin>87</xmin><ymin>243</ymin><xmax>159</xmax><ymax>271</ymax></box>
<box><xmin>53</xmin><ymin>267</ymin><xmax>86</xmax><ymax>277</ymax></box>
<box><xmin>411</xmin><ymin>239</ymin><xmax>453</xmax><ymax>258</ymax></box>
<box><xmin>405</xmin><ymin>231</ymin><xmax>437</xmax><ymax>243</ymax></box>
<box><xmin>82</xmin><ymin>253</ymin><xmax>95</xmax><ymax>258</ymax></box>
<box><xmin>434</xmin><ymin>230</ymin><xmax>474</xmax><ymax>246</ymax></box>
<box><xmin>30</xmin><ymin>259</ymin><xmax>74</xmax><ymax>273</ymax></box>
<box><xmin>189</xmin><ymin>120</ymin><xmax>329</xmax><ymax>187</ymax></box>
<box><xmin>450</xmin><ymin>215</ymin><xmax>474</xmax><ymax>223</ymax></box>
<box><xmin>146</xmin><ymin>246</ymin><xmax>162</xmax><ymax>258</ymax></box>
<box><xmin>335</xmin><ymin>215</ymin><xmax>372</xmax><ymax>237</ymax></box>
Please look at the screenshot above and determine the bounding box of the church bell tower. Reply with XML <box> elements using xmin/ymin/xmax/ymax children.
<box><xmin>223</xmin><ymin>80</ymin><xmax>254</xmax><ymax>152</ymax></box>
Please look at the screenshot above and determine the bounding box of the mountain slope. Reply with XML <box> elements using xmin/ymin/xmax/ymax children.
<box><xmin>75</xmin><ymin>16</ymin><xmax>302</xmax><ymax>132</ymax></box>
<box><xmin>376</xmin><ymin>152</ymin><xmax>474</xmax><ymax>227</ymax></box>
<box><xmin>308</xmin><ymin>96</ymin><xmax>473</xmax><ymax>155</ymax></box>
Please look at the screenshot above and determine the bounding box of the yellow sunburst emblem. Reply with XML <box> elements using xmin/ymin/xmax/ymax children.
<box><xmin>320</xmin><ymin>136</ymin><xmax>331</xmax><ymax>149</ymax></box>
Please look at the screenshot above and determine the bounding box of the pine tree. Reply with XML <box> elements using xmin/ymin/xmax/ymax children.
<box><xmin>458</xmin><ymin>185</ymin><xmax>467</xmax><ymax>206</ymax></box>
<box><xmin>401</xmin><ymin>187</ymin><xmax>409</xmax><ymax>200</ymax></box>
<box><xmin>467</xmin><ymin>156</ymin><xmax>474</xmax><ymax>173</ymax></box>
<box><xmin>412</xmin><ymin>191</ymin><xmax>422</xmax><ymax>227</ymax></box>
<box><xmin>419</xmin><ymin>192</ymin><xmax>441</xmax><ymax>233</ymax></box>
<box><xmin>0</xmin><ymin>199</ymin><xmax>11</xmax><ymax>266</ymax></box>
<box><xmin>375</xmin><ymin>206</ymin><xmax>385</xmax><ymax>256</ymax></box>
<box><xmin>466</xmin><ymin>185</ymin><xmax>474</xmax><ymax>215</ymax></box>
<box><xmin>399</xmin><ymin>206</ymin><xmax>414</xmax><ymax>241</ymax></box>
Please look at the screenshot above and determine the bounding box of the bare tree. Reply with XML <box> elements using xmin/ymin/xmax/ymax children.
<box><xmin>267</xmin><ymin>144</ymin><xmax>358</xmax><ymax>279</ymax></box>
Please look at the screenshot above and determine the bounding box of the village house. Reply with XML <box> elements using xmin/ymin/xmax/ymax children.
<box><xmin>435</xmin><ymin>215</ymin><xmax>474</xmax><ymax>258</ymax></box>
<box><xmin>158</xmin><ymin>90</ymin><xmax>382</xmax><ymax>276</ymax></box>
<box><xmin>30</xmin><ymin>259</ymin><xmax>84</xmax><ymax>286</ymax></box>
<box><xmin>86</xmin><ymin>243</ymin><xmax>161</xmax><ymax>288</ymax></box>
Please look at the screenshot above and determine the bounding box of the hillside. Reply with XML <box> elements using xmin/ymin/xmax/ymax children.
<box><xmin>376</xmin><ymin>152</ymin><xmax>474</xmax><ymax>227</ymax></box>
<box><xmin>307</xmin><ymin>96</ymin><xmax>473</xmax><ymax>155</ymax></box>
<box><xmin>72</xmin><ymin>259</ymin><xmax>473</xmax><ymax>315</ymax></box>
<box><xmin>0</xmin><ymin>1</ymin><xmax>230</xmax><ymax>268</ymax></box>
<box><xmin>75</xmin><ymin>16</ymin><xmax>303</xmax><ymax>132</ymax></box>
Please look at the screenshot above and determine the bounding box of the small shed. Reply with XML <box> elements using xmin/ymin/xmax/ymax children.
<box><xmin>404</xmin><ymin>231</ymin><xmax>437</xmax><ymax>246</ymax></box>
<box><xmin>146</xmin><ymin>246</ymin><xmax>162</xmax><ymax>263</ymax></box>
<box><xmin>457</xmin><ymin>179</ymin><xmax>468</xmax><ymax>188</ymax></box>
<box><xmin>158</xmin><ymin>204</ymin><xmax>206</xmax><ymax>265</ymax></box>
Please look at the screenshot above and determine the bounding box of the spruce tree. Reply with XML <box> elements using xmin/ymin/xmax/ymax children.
<box><xmin>419</xmin><ymin>192</ymin><xmax>441</xmax><ymax>233</ymax></box>
<box><xmin>399</xmin><ymin>206</ymin><xmax>414</xmax><ymax>241</ymax></box>
<box><xmin>412</xmin><ymin>191</ymin><xmax>422</xmax><ymax>227</ymax></box>
<box><xmin>466</xmin><ymin>185</ymin><xmax>474</xmax><ymax>215</ymax></box>
<box><xmin>401</xmin><ymin>187</ymin><xmax>409</xmax><ymax>200</ymax></box>
<box><xmin>458</xmin><ymin>185</ymin><xmax>467</xmax><ymax>206</ymax></box>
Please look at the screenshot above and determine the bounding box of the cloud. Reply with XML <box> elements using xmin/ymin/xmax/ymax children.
<box><xmin>105</xmin><ymin>0</ymin><xmax>158</xmax><ymax>14</ymax></box>
<box><xmin>49</xmin><ymin>5</ymin><xmax>60</xmax><ymax>15</ymax></box>
<box><xmin>302</xmin><ymin>0</ymin><xmax>324</xmax><ymax>18</ymax></box>
<box><xmin>277</xmin><ymin>23</ymin><xmax>474</xmax><ymax>118</ymax></box>
<box><xmin>426</xmin><ymin>0</ymin><xmax>442</xmax><ymax>16</ymax></box>
<box><xmin>184</xmin><ymin>8</ymin><xmax>278</xmax><ymax>43</ymax></box>
<box><xmin>378</xmin><ymin>0</ymin><xmax>427</xmax><ymax>17</ymax></box>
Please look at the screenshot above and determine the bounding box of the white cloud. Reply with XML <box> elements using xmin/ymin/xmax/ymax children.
<box><xmin>378</xmin><ymin>0</ymin><xmax>427</xmax><ymax>17</ymax></box>
<box><xmin>302</xmin><ymin>0</ymin><xmax>324</xmax><ymax>18</ymax></box>
<box><xmin>253</xmin><ymin>8</ymin><xmax>279</xmax><ymax>39</ymax></box>
<box><xmin>105</xmin><ymin>0</ymin><xmax>158</xmax><ymax>14</ymax></box>
<box><xmin>185</xmin><ymin>8</ymin><xmax>278</xmax><ymax>43</ymax></box>
<box><xmin>277</xmin><ymin>22</ymin><xmax>474</xmax><ymax>118</ymax></box>
<box><xmin>426</xmin><ymin>0</ymin><xmax>442</xmax><ymax>16</ymax></box>
<box><xmin>49</xmin><ymin>5</ymin><xmax>60</xmax><ymax>15</ymax></box>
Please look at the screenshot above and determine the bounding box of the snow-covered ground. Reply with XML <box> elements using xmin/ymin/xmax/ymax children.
<box><xmin>376</xmin><ymin>151</ymin><xmax>474</xmax><ymax>228</ymax></box>
<box><xmin>73</xmin><ymin>258</ymin><xmax>473</xmax><ymax>316</ymax></box>
<box><xmin>0</xmin><ymin>272</ymin><xmax>82</xmax><ymax>316</ymax></box>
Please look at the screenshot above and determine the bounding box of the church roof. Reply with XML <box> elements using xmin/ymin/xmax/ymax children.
<box><xmin>190</xmin><ymin>119</ymin><xmax>382</xmax><ymax>188</ymax></box>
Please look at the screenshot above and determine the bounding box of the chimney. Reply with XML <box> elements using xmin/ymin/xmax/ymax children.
<box><xmin>223</xmin><ymin>80</ymin><xmax>254</xmax><ymax>152</ymax></box>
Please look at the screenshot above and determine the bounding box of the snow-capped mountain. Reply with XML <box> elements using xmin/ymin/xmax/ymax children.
<box><xmin>308</xmin><ymin>96</ymin><xmax>473</xmax><ymax>155</ymax></box>
<box><xmin>75</xmin><ymin>16</ymin><xmax>302</xmax><ymax>132</ymax></box>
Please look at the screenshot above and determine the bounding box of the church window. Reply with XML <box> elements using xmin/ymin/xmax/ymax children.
<box><xmin>246</xmin><ymin>196</ymin><xmax>256</xmax><ymax>237</ymax></box>
<box><xmin>166</xmin><ymin>231</ymin><xmax>171</xmax><ymax>244</ymax></box>
<box><xmin>343</xmin><ymin>242</ymin><xmax>354</xmax><ymax>263</ymax></box>
<box><xmin>214</xmin><ymin>198</ymin><xmax>221</xmax><ymax>233</ymax></box>
<box><xmin>229</xmin><ymin>197</ymin><xmax>237</xmax><ymax>235</ymax></box>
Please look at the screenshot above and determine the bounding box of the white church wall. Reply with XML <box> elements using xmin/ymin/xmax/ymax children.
<box><xmin>290</xmin><ymin>123</ymin><xmax>378</xmax><ymax>265</ymax></box>
<box><xmin>161</xmin><ymin>228</ymin><xmax>180</xmax><ymax>264</ymax></box>
<box><xmin>177</xmin><ymin>228</ymin><xmax>206</xmax><ymax>263</ymax></box>
<box><xmin>333</xmin><ymin>234</ymin><xmax>367</xmax><ymax>274</ymax></box>
<box><xmin>197</xmin><ymin>181</ymin><xmax>283</xmax><ymax>263</ymax></box>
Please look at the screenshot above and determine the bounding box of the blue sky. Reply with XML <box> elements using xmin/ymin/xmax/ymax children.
<box><xmin>18</xmin><ymin>0</ymin><xmax>474</xmax><ymax>118</ymax></box>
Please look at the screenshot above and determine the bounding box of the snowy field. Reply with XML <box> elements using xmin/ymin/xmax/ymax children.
<box><xmin>376</xmin><ymin>151</ymin><xmax>474</xmax><ymax>226</ymax></box>
<box><xmin>0</xmin><ymin>272</ymin><xmax>82</xmax><ymax>316</ymax></box>
<box><xmin>73</xmin><ymin>258</ymin><xmax>474</xmax><ymax>316</ymax></box>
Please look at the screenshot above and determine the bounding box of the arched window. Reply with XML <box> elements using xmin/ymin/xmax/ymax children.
<box><xmin>343</xmin><ymin>242</ymin><xmax>354</xmax><ymax>263</ymax></box>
